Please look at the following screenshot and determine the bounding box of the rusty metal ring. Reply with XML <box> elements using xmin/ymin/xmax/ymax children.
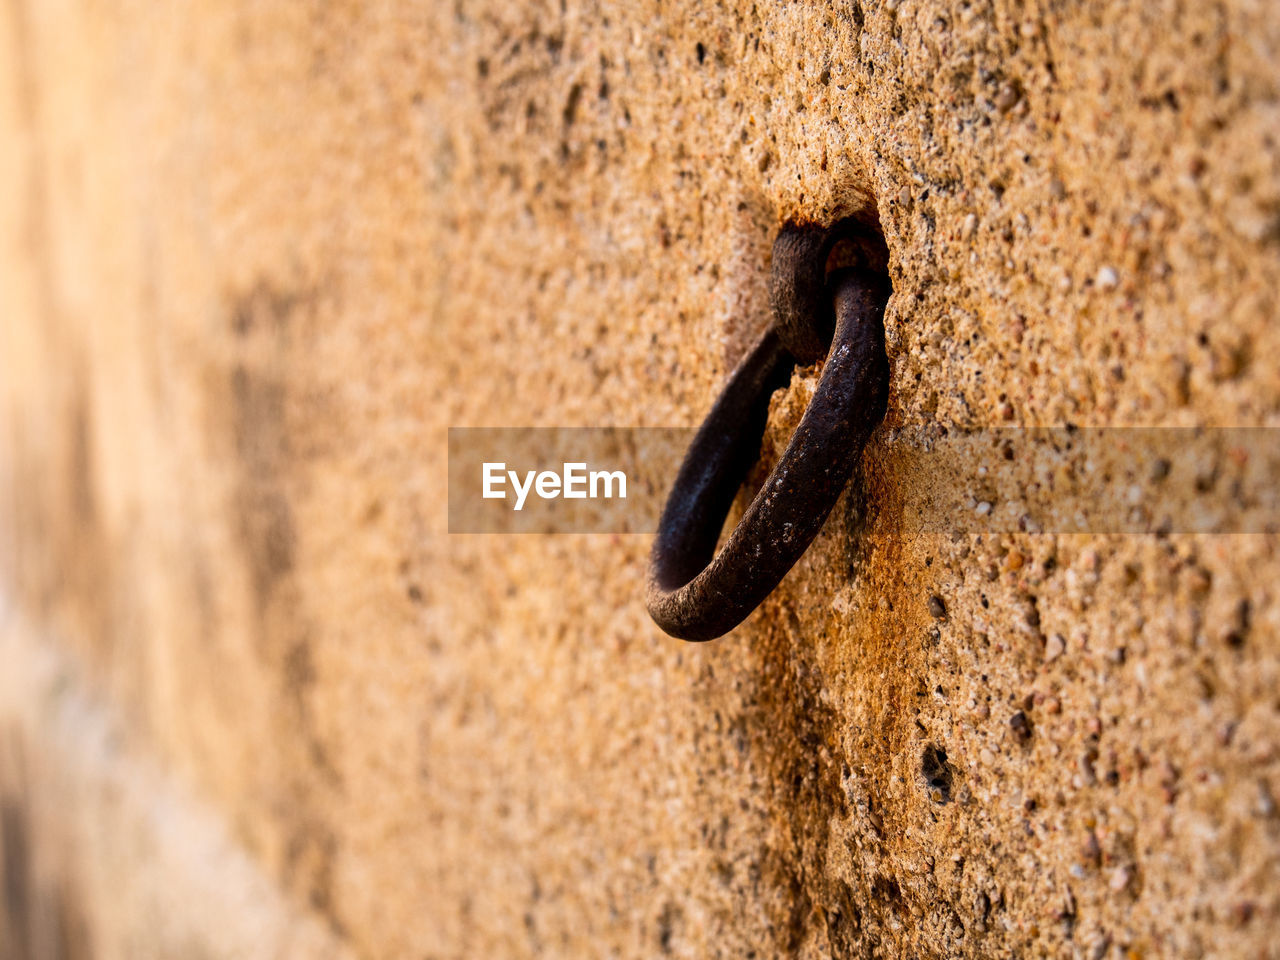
<box><xmin>646</xmin><ymin>227</ymin><xmax>890</xmax><ymax>642</ymax></box>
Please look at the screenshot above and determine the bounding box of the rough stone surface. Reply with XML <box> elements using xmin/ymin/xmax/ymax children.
<box><xmin>2</xmin><ymin>1</ymin><xmax>1279</xmax><ymax>958</ymax></box>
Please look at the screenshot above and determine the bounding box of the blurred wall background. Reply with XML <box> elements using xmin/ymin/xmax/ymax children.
<box><xmin>2</xmin><ymin>1</ymin><xmax>1279</xmax><ymax>957</ymax></box>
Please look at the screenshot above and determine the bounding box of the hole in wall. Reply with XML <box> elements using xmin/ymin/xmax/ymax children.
<box><xmin>824</xmin><ymin>217</ymin><xmax>890</xmax><ymax>279</ymax></box>
<box><xmin>920</xmin><ymin>743</ymin><xmax>954</xmax><ymax>803</ymax></box>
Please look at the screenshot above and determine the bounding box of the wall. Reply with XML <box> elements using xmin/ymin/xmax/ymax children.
<box><xmin>1</xmin><ymin>0</ymin><xmax>1279</xmax><ymax>957</ymax></box>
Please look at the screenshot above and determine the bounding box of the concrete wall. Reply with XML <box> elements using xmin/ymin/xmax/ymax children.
<box><xmin>2</xmin><ymin>0</ymin><xmax>1279</xmax><ymax>957</ymax></box>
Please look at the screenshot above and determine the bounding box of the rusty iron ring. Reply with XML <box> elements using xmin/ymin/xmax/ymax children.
<box><xmin>646</xmin><ymin>222</ymin><xmax>890</xmax><ymax>641</ymax></box>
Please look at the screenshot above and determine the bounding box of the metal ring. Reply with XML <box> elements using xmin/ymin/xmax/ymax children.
<box><xmin>769</xmin><ymin>222</ymin><xmax>843</xmax><ymax>364</ymax></box>
<box><xmin>646</xmin><ymin>236</ymin><xmax>891</xmax><ymax>641</ymax></box>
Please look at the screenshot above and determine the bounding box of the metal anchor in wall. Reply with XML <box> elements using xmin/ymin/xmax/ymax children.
<box><xmin>646</xmin><ymin>219</ymin><xmax>891</xmax><ymax>641</ymax></box>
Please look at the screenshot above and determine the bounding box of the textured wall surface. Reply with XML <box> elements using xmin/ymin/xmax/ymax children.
<box><xmin>2</xmin><ymin>1</ymin><xmax>1279</xmax><ymax>958</ymax></box>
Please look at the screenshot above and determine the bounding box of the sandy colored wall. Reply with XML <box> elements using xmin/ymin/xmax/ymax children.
<box><xmin>2</xmin><ymin>0</ymin><xmax>1279</xmax><ymax>957</ymax></box>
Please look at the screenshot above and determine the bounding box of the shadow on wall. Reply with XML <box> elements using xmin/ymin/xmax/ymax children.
<box><xmin>0</xmin><ymin>733</ymin><xmax>93</xmax><ymax>960</ymax></box>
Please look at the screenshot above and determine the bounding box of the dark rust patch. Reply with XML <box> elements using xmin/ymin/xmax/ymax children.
<box><xmin>230</xmin><ymin>365</ymin><xmax>296</xmax><ymax>614</ymax></box>
<box><xmin>283</xmin><ymin>820</ymin><xmax>344</xmax><ymax>937</ymax></box>
<box><xmin>2</xmin><ymin>797</ymin><xmax>32</xmax><ymax>959</ymax></box>
<box><xmin>231</xmin><ymin>278</ymin><xmax>309</xmax><ymax>338</ymax></box>
<box><xmin>68</xmin><ymin>394</ymin><xmax>97</xmax><ymax>530</ymax></box>
<box><xmin>223</xmin><ymin>277</ymin><xmax>348</xmax><ymax>941</ymax></box>
<box><xmin>1</xmin><ymin>749</ymin><xmax>94</xmax><ymax>960</ymax></box>
<box><xmin>743</xmin><ymin>614</ymin><xmax>888</xmax><ymax>958</ymax></box>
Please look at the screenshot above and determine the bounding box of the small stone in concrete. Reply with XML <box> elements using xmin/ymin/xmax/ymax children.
<box><xmin>994</xmin><ymin>83</ymin><xmax>1021</xmax><ymax>112</ymax></box>
<box><xmin>1109</xmin><ymin>866</ymin><xmax>1132</xmax><ymax>893</ymax></box>
<box><xmin>1045</xmin><ymin>633</ymin><xmax>1066</xmax><ymax>662</ymax></box>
